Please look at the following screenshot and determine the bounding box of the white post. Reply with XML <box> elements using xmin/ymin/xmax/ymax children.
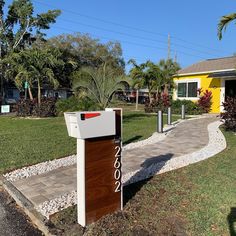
<box><xmin>77</xmin><ymin>139</ymin><xmax>86</xmax><ymax>226</ymax></box>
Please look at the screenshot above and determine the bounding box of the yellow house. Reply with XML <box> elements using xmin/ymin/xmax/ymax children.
<box><xmin>173</xmin><ymin>56</ymin><xmax>236</xmax><ymax>113</ymax></box>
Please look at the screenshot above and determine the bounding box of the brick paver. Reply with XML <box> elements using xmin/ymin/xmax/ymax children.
<box><xmin>11</xmin><ymin>116</ymin><xmax>218</xmax><ymax>209</ymax></box>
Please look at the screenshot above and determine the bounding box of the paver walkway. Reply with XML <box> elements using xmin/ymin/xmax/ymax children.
<box><xmin>11</xmin><ymin>116</ymin><xmax>218</xmax><ymax>212</ymax></box>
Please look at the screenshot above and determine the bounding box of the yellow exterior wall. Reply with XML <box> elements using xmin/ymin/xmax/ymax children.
<box><xmin>173</xmin><ymin>73</ymin><xmax>221</xmax><ymax>113</ymax></box>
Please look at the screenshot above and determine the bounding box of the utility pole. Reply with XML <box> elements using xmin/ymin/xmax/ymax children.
<box><xmin>167</xmin><ymin>34</ymin><xmax>171</xmax><ymax>60</ymax></box>
<box><xmin>174</xmin><ymin>52</ymin><xmax>177</xmax><ymax>63</ymax></box>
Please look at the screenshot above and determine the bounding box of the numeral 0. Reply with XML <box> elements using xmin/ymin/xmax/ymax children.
<box><xmin>114</xmin><ymin>169</ymin><xmax>121</xmax><ymax>180</ymax></box>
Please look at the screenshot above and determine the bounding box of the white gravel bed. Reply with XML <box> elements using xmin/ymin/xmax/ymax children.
<box><xmin>36</xmin><ymin>191</ymin><xmax>77</xmax><ymax>219</ymax></box>
<box><xmin>122</xmin><ymin>120</ymin><xmax>226</xmax><ymax>185</ymax></box>
<box><xmin>3</xmin><ymin>155</ymin><xmax>76</xmax><ymax>182</ymax></box>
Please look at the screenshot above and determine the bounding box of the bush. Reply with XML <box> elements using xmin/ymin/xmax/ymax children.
<box><xmin>197</xmin><ymin>89</ymin><xmax>212</xmax><ymax>113</ymax></box>
<box><xmin>145</xmin><ymin>93</ymin><xmax>171</xmax><ymax>113</ymax></box>
<box><xmin>55</xmin><ymin>96</ymin><xmax>98</xmax><ymax>116</ymax></box>
<box><xmin>171</xmin><ymin>99</ymin><xmax>202</xmax><ymax>115</ymax></box>
<box><xmin>16</xmin><ymin>98</ymin><xmax>57</xmax><ymax>117</ymax></box>
<box><xmin>221</xmin><ymin>97</ymin><xmax>236</xmax><ymax>131</ymax></box>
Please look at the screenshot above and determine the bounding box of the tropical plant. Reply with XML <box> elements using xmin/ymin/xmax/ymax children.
<box><xmin>218</xmin><ymin>13</ymin><xmax>236</xmax><ymax>39</ymax></box>
<box><xmin>156</xmin><ymin>59</ymin><xmax>180</xmax><ymax>95</ymax></box>
<box><xmin>72</xmin><ymin>63</ymin><xmax>130</xmax><ymax>109</ymax></box>
<box><xmin>197</xmin><ymin>88</ymin><xmax>213</xmax><ymax>113</ymax></box>
<box><xmin>4</xmin><ymin>48</ymin><xmax>64</xmax><ymax>104</ymax></box>
<box><xmin>221</xmin><ymin>97</ymin><xmax>236</xmax><ymax>131</ymax></box>
<box><xmin>128</xmin><ymin>59</ymin><xmax>180</xmax><ymax>108</ymax></box>
<box><xmin>0</xmin><ymin>0</ymin><xmax>61</xmax><ymax>100</ymax></box>
<box><xmin>128</xmin><ymin>59</ymin><xmax>157</xmax><ymax>106</ymax></box>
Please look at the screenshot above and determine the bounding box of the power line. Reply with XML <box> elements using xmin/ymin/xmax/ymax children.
<box><xmin>0</xmin><ymin>11</ymin><xmax>207</xmax><ymax>60</ymax></box>
<box><xmin>3</xmin><ymin>8</ymin><xmax>220</xmax><ymax>58</ymax></box>
<box><xmin>49</xmin><ymin>25</ymin><xmax>206</xmax><ymax>60</ymax></box>
<box><xmin>55</xmin><ymin>17</ymin><xmax>220</xmax><ymax>58</ymax></box>
<box><xmin>32</xmin><ymin>0</ymin><xmax>229</xmax><ymax>55</ymax></box>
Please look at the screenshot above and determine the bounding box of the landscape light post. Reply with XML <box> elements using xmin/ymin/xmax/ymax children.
<box><xmin>181</xmin><ymin>104</ymin><xmax>185</xmax><ymax>119</ymax></box>
<box><xmin>157</xmin><ymin>110</ymin><xmax>163</xmax><ymax>133</ymax></box>
<box><xmin>167</xmin><ymin>107</ymin><xmax>172</xmax><ymax>125</ymax></box>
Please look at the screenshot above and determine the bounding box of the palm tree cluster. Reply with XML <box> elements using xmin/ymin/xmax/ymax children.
<box><xmin>3</xmin><ymin>48</ymin><xmax>63</xmax><ymax>105</ymax></box>
<box><xmin>128</xmin><ymin>58</ymin><xmax>180</xmax><ymax>109</ymax></box>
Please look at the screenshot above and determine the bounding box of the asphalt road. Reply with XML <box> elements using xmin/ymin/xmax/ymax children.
<box><xmin>0</xmin><ymin>188</ymin><xmax>43</xmax><ymax>236</ymax></box>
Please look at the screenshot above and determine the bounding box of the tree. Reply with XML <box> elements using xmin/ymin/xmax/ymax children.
<box><xmin>129</xmin><ymin>59</ymin><xmax>180</xmax><ymax>108</ymax></box>
<box><xmin>0</xmin><ymin>0</ymin><xmax>61</xmax><ymax>100</ymax></box>
<box><xmin>72</xmin><ymin>63</ymin><xmax>130</xmax><ymax>109</ymax></box>
<box><xmin>47</xmin><ymin>33</ymin><xmax>125</xmax><ymax>87</ymax></box>
<box><xmin>4</xmin><ymin>48</ymin><xmax>64</xmax><ymax>104</ymax></box>
<box><xmin>128</xmin><ymin>59</ymin><xmax>157</xmax><ymax>106</ymax></box>
<box><xmin>156</xmin><ymin>59</ymin><xmax>180</xmax><ymax>95</ymax></box>
<box><xmin>218</xmin><ymin>13</ymin><xmax>236</xmax><ymax>39</ymax></box>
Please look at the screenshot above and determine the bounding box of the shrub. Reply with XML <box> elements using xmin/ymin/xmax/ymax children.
<box><xmin>32</xmin><ymin>98</ymin><xmax>57</xmax><ymax>117</ymax></box>
<box><xmin>55</xmin><ymin>96</ymin><xmax>98</xmax><ymax>116</ymax></box>
<box><xmin>16</xmin><ymin>99</ymin><xmax>35</xmax><ymax>117</ymax></box>
<box><xmin>221</xmin><ymin>97</ymin><xmax>236</xmax><ymax>131</ymax></box>
<box><xmin>171</xmin><ymin>99</ymin><xmax>202</xmax><ymax>115</ymax></box>
<box><xmin>145</xmin><ymin>93</ymin><xmax>171</xmax><ymax>113</ymax></box>
<box><xmin>16</xmin><ymin>98</ymin><xmax>57</xmax><ymax>117</ymax></box>
<box><xmin>197</xmin><ymin>89</ymin><xmax>212</xmax><ymax>113</ymax></box>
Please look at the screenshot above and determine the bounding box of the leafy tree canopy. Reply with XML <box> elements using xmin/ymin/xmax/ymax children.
<box><xmin>48</xmin><ymin>33</ymin><xmax>125</xmax><ymax>74</ymax></box>
<box><xmin>0</xmin><ymin>0</ymin><xmax>61</xmax><ymax>56</ymax></box>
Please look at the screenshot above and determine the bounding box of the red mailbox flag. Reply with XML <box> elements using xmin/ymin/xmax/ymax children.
<box><xmin>81</xmin><ymin>112</ymin><xmax>101</xmax><ymax>120</ymax></box>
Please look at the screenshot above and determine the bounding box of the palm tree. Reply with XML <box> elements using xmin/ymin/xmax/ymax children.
<box><xmin>156</xmin><ymin>59</ymin><xmax>180</xmax><ymax>95</ymax></box>
<box><xmin>218</xmin><ymin>13</ymin><xmax>236</xmax><ymax>40</ymax></box>
<box><xmin>128</xmin><ymin>59</ymin><xmax>157</xmax><ymax>107</ymax></box>
<box><xmin>4</xmin><ymin>48</ymin><xmax>63</xmax><ymax>104</ymax></box>
<box><xmin>72</xmin><ymin>63</ymin><xmax>130</xmax><ymax>109</ymax></box>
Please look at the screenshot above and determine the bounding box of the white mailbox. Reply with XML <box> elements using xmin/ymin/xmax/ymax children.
<box><xmin>64</xmin><ymin>110</ymin><xmax>116</xmax><ymax>139</ymax></box>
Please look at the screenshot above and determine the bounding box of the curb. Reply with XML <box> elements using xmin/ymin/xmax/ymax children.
<box><xmin>2</xmin><ymin>177</ymin><xmax>55</xmax><ymax>236</ymax></box>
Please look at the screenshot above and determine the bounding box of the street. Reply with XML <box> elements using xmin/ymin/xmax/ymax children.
<box><xmin>0</xmin><ymin>189</ymin><xmax>42</xmax><ymax>236</ymax></box>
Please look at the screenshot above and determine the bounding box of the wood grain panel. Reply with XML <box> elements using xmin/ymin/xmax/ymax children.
<box><xmin>85</xmin><ymin>136</ymin><xmax>121</xmax><ymax>224</ymax></box>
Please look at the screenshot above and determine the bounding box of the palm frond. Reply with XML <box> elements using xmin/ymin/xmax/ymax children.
<box><xmin>218</xmin><ymin>13</ymin><xmax>236</xmax><ymax>40</ymax></box>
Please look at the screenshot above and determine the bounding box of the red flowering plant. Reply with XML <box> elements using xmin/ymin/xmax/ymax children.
<box><xmin>197</xmin><ymin>88</ymin><xmax>213</xmax><ymax>113</ymax></box>
<box><xmin>220</xmin><ymin>97</ymin><xmax>236</xmax><ymax>131</ymax></box>
<box><xmin>144</xmin><ymin>92</ymin><xmax>171</xmax><ymax>113</ymax></box>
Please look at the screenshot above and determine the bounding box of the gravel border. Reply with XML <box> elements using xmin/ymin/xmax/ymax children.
<box><xmin>3</xmin><ymin>155</ymin><xmax>76</xmax><ymax>182</ymax></box>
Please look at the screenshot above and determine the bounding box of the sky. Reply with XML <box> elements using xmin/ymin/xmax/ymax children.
<box><xmin>5</xmin><ymin>0</ymin><xmax>236</xmax><ymax>70</ymax></box>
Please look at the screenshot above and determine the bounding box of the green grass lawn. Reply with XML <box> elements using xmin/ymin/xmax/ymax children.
<box><xmin>50</xmin><ymin>129</ymin><xmax>236</xmax><ymax>236</ymax></box>
<box><xmin>0</xmin><ymin>110</ymin><xmax>179</xmax><ymax>174</ymax></box>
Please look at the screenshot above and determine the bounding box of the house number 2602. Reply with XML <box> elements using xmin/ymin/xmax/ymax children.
<box><xmin>114</xmin><ymin>145</ymin><xmax>121</xmax><ymax>192</ymax></box>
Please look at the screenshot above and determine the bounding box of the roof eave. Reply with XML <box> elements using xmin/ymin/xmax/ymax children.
<box><xmin>174</xmin><ymin>68</ymin><xmax>236</xmax><ymax>77</ymax></box>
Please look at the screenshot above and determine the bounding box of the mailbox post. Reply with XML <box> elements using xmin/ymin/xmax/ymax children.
<box><xmin>64</xmin><ymin>108</ymin><xmax>122</xmax><ymax>227</ymax></box>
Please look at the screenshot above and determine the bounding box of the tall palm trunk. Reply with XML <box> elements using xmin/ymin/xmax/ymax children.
<box><xmin>28</xmin><ymin>87</ymin><xmax>33</xmax><ymax>100</ymax></box>
<box><xmin>135</xmin><ymin>89</ymin><xmax>139</xmax><ymax>110</ymax></box>
<box><xmin>37</xmin><ymin>79</ymin><xmax>41</xmax><ymax>105</ymax></box>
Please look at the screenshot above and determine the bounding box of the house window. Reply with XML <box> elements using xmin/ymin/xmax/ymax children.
<box><xmin>188</xmin><ymin>82</ymin><xmax>198</xmax><ymax>97</ymax></box>
<box><xmin>177</xmin><ymin>82</ymin><xmax>198</xmax><ymax>98</ymax></box>
<box><xmin>177</xmin><ymin>83</ymin><xmax>187</xmax><ymax>97</ymax></box>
